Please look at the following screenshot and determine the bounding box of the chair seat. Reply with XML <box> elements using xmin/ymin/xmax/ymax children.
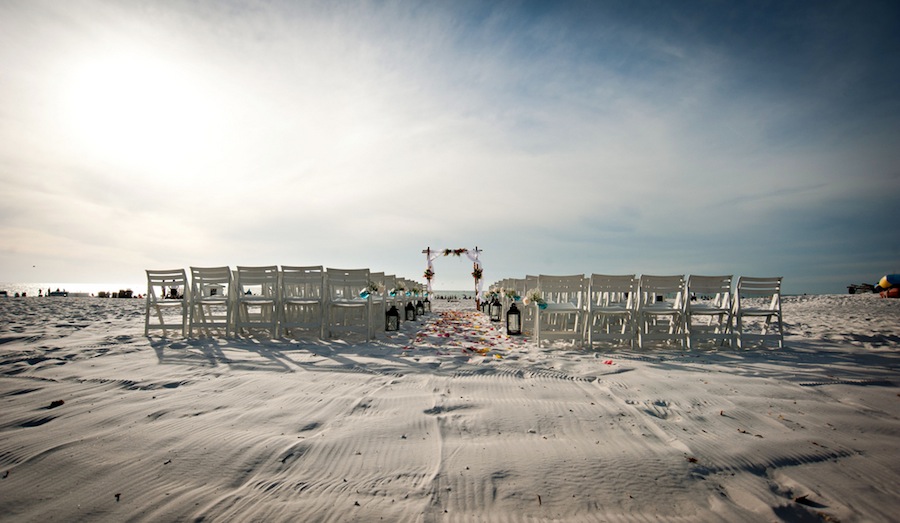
<box><xmin>331</xmin><ymin>298</ymin><xmax>368</xmax><ymax>306</ymax></box>
<box><xmin>544</xmin><ymin>302</ymin><xmax>580</xmax><ymax>311</ymax></box>
<box><xmin>283</xmin><ymin>297</ymin><xmax>321</xmax><ymax>305</ymax></box>
<box><xmin>239</xmin><ymin>296</ymin><xmax>276</xmax><ymax>304</ymax></box>
<box><xmin>641</xmin><ymin>303</ymin><xmax>681</xmax><ymax>313</ymax></box>
<box><xmin>738</xmin><ymin>309</ymin><xmax>779</xmax><ymax>316</ymax></box>
<box><xmin>688</xmin><ymin>304</ymin><xmax>730</xmax><ymax>314</ymax></box>
<box><xmin>589</xmin><ymin>304</ymin><xmax>631</xmax><ymax>314</ymax></box>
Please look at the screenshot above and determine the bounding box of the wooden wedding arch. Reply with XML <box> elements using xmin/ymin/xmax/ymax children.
<box><xmin>422</xmin><ymin>246</ymin><xmax>484</xmax><ymax>306</ymax></box>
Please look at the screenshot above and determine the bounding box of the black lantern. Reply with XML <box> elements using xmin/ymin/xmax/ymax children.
<box><xmin>405</xmin><ymin>301</ymin><xmax>417</xmax><ymax>321</ymax></box>
<box><xmin>489</xmin><ymin>296</ymin><xmax>502</xmax><ymax>322</ymax></box>
<box><xmin>416</xmin><ymin>300</ymin><xmax>425</xmax><ymax>316</ymax></box>
<box><xmin>423</xmin><ymin>297</ymin><xmax>431</xmax><ymax>313</ymax></box>
<box><xmin>385</xmin><ymin>305</ymin><xmax>400</xmax><ymax>331</ymax></box>
<box><xmin>506</xmin><ymin>302</ymin><xmax>522</xmax><ymax>335</ymax></box>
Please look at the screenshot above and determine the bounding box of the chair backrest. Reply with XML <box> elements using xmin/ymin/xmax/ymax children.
<box><xmin>190</xmin><ymin>266</ymin><xmax>232</xmax><ymax>299</ymax></box>
<box><xmin>281</xmin><ymin>265</ymin><xmax>324</xmax><ymax>300</ymax></box>
<box><xmin>735</xmin><ymin>276</ymin><xmax>782</xmax><ymax>310</ymax></box>
<box><xmin>326</xmin><ymin>268</ymin><xmax>370</xmax><ymax>301</ymax></box>
<box><xmin>686</xmin><ymin>275</ymin><xmax>732</xmax><ymax>309</ymax></box>
<box><xmin>538</xmin><ymin>274</ymin><xmax>585</xmax><ymax>307</ymax></box>
<box><xmin>638</xmin><ymin>275</ymin><xmax>685</xmax><ymax>308</ymax></box>
<box><xmin>589</xmin><ymin>274</ymin><xmax>636</xmax><ymax>308</ymax></box>
<box><xmin>146</xmin><ymin>269</ymin><xmax>188</xmax><ymax>301</ymax></box>
<box><xmin>235</xmin><ymin>266</ymin><xmax>279</xmax><ymax>298</ymax></box>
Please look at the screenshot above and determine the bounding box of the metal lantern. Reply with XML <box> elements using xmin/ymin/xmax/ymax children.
<box><xmin>416</xmin><ymin>300</ymin><xmax>425</xmax><ymax>316</ymax></box>
<box><xmin>423</xmin><ymin>297</ymin><xmax>431</xmax><ymax>313</ymax></box>
<box><xmin>506</xmin><ymin>302</ymin><xmax>522</xmax><ymax>335</ymax></box>
<box><xmin>405</xmin><ymin>301</ymin><xmax>417</xmax><ymax>322</ymax></box>
<box><xmin>489</xmin><ymin>296</ymin><xmax>502</xmax><ymax>322</ymax></box>
<box><xmin>385</xmin><ymin>305</ymin><xmax>400</xmax><ymax>331</ymax></box>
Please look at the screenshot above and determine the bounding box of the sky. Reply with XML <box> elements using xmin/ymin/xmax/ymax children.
<box><xmin>1</xmin><ymin>0</ymin><xmax>899</xmax><ymax>294</ymax></box>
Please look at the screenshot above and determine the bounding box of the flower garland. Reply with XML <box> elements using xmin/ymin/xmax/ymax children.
<box><xmin>424</xmin><ymin>247</ymin><xmax>484</xmax><ymax>300</ymax></box>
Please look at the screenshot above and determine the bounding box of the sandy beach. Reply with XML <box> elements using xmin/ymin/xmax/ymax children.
<box><xmin>1</xmin><ymin>293</ymin><xmax>898</xmax><ymax>522</ymax></box>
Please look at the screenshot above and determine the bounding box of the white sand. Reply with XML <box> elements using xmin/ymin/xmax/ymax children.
<box><xmin>1</xmin><ymin>294</ymin><xmax>898</xmax><ymax>522</ymax></box>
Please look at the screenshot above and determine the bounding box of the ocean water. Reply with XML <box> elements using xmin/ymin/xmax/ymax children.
<box><xmin>0</xmin><ymin>282</ymin><xmax>144</xmax><ymax>298</ymax></box>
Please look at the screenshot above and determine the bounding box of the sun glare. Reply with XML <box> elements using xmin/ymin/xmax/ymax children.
<box><xmin>62</xmin><ymin>52</ymin><xmax>214</xmax><ymax>173</ymax></box>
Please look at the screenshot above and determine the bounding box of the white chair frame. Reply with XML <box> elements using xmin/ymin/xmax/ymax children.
<box><xmin>234</xmin><ymin>265</ymin><xmax>279</xmax><ymax>338</ymax></box>
<box><xmin>279</xmin><ymin>265</ymin><xmax>325</xmax><ymax>339</ymax></box>
<box><xmin>585</xmin><ymin>274</ymin><xmax>637</xmax><ymax>348</ymax></box>
<box><xmin>189</xmin><ymin>266</ymin><xmax>234</xmax><ymax>337</ymax></box>
<box><xmin>685</xmin><ymin>275</ymin><xmax>733</xmax><ymax>349</ymax></box>
<box><xmin>325</xmin><ymin>268</ymin><xmax>371</xmax><ymax>342</ymax></box>
<box><xmin>733</xmin><ymin>276</ymin><xmax>784</xmax><ymax>349</ymax></box>
<box><xmin>535</xmin><ymin>274</ymin><xmax>585</xmax><ymax>347</ymax></box>
<box><xmin>144</xmin><ymin>269</ymin><xmax>189</xmax><ymax>337</ymax></box>
<box><xmin>636</xmin><ymin>275</ymin><xmax>686</xmax><ymax>349</ymax></box>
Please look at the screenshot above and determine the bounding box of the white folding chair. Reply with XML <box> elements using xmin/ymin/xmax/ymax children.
<box><xmin>234</xmin><ymin>265</ymin><xmax>279</xmax><ymax>338</ymax></box>
<box><xmin>396</xmin><ymin>278</ymin><xmax>415</xmax><ymax>323</ymax></box>
<box><xmin>535</xmin><ymin>274</ymin><xmax>585</xmax><ymax>347</ymax></box>
<box><xmin>368</xmin><ymin>271</ymin><xmax>387</xmax><ymax>336</ymax></box>
<box><xmin>733</xmin><ymin>276</ymin><xmax>783</xmax><ymax>349</ymax></box>
<box><xmin>189</xmin><ymin>266</ymin><xmax>234</xmax><ymax>337</ymax></box>
<box><xmin>520</xmin><ymin>275</ymin><xmax>538</xmax><ymax>335</ymax></box>
<box><xmin>636</xmin><ymin>275</ymin><xmax>686</xmax><ymax>349</ymax></box>
<box><xmin>325</xmin><ymin>268</ymin><xmax>371</xmax><ymax>342</ymax></box>
<box><xmin>685</xmin><ymin>275</ymin><xmax>733</xmax><ymax>349</ymax></box>
<box><xmin>585</xmin><ymin>274</ymin><xmax>637</xmax><ymax>348</ymax></box>
<box><xmin>279</xmin><ymin>265</ymin><xmax>325</xmax><ymax>339</ymax></box>
<box><xmin>144</xmin><ymin>269</ymin><xmax>189</xmax><ymax>337</ymax></box>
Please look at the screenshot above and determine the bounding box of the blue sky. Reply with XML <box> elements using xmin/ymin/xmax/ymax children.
<box><xmin>1</xmin><ymin>0</ymin><xmax>898</xmax><ymax>294</ymax></box>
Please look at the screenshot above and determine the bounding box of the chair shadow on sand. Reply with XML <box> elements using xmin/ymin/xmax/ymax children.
<box><xmin>149</xmin><ymin>335</ymin><xmax>436</xmax><ymax>377</ymax></box>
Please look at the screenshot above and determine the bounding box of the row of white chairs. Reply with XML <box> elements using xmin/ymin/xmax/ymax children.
<box><xmin>490</xmin><ymin>274</ymin><xmax>783</xmax><ymax>349</ymax></box>
<box><xmin>144</xmin><ymin>266</ymin><xmax>427</xmax><ymax>341</ymax></box>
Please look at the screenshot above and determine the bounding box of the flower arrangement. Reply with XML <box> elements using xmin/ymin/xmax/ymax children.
<box><xmin>472</xmin><ymin>267</ymin><xmax>483</xmax><ymax>280</ymax></box>
<box><xmin>424</xmin><ymin>268</ymin><xmax>434</xmax><ymax>281</ymax></box>
<box><xmin>443</xmin><ymin>248</ymin><xmax>468</xmax><ymax>257</ymax></box>
<box><xmin>359</xmin><ymin>280</ymin><xmax>384</xmax><ymax>299</ymax></box>
<box><xmin>505</xmin><ymin>288</ymin><xmax>520</xmax><ymax>301</ymax></box>
<box><xmin>522</xmin><ymin>288</ymin><xmax>546</xmax><ymax>309</ymax></box>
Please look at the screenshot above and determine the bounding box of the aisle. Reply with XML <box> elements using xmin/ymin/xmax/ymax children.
<box><xmin>396</xmin><ymin>301</ymin><xmax>529</xmax><ymax>362</ymax></box>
